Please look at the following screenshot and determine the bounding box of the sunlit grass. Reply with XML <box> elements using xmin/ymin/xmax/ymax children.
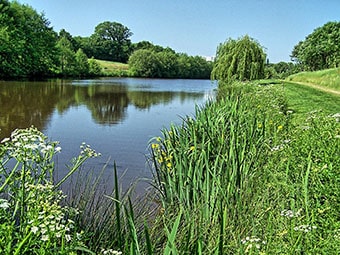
<box><xmin>287</xmin><ymin>67</ymin><xmax>340</xmax><ymax>90</ymax></box>
<box><xmin>95</xmin><ymin>59</ymin><xmax>130</xmax><ymax>76</ymax></box>
<box><xmin>284</xmin><ymin>81</ymin><xmax>340</xmax><ymax>122</ymax></box>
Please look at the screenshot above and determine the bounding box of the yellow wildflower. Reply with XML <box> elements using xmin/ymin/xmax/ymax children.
<box><xmin>151</xmin><ymin>143</ymin><xmax>159</xmax><ymax>149</ymax></box>
<box><xmin>277</xmin><ymin>125</ymin><xmax>283</xmax><ymax>131</ymax></box>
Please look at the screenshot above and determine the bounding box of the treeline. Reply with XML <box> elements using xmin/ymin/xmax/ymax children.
<box><xmin>0</xmin><ymin>0</ymin><xmax>212</xmax><ymax>79</ymax></box>
<box><xmin>128</xmin><ymin>44</ymin><xmax>212</xmax><ymax>79</ymax></box>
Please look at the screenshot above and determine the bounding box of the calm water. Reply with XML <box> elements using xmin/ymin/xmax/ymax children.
<box><xmin>0</xmin><ymin>78</ymin><xmax>216</xmax><ymax>192</ymax></box>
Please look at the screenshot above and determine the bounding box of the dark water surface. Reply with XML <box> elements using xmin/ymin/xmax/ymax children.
<box><xmin>0</xmin><ymin>78</ymin><xmax>216</xmax><ymax>192</ymax></box>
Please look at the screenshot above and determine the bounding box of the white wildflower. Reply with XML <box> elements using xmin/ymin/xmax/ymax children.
<box><xmin>41</xmin><ymin>235</ymin><xmax>49</xmax><ymax>241</ymax></box>
<box><xmin>0</xmin><ymin>199</ymin><xmax>10</xmax><ymax>209</ymax></box>
<box><xmin>31</xmin><ymin>226</ymin><xmax>39</xmax><ymax>234</ymax></box>
<box><xmin>1</xmin><ymin>137</ymin><xmax>10</xmax><ymax>143</ymax></box>
<box><xmin>280</xmin><ymin>208</ymin><xmax>302</xmax><ymax>218</ymax></box>
<box><xmin>241</xmin><ymin>236</ymin><xmax>266</xmax><ymax>252</ymax></box>
<box><xmin>294</xmin><ymin>224</ymin><xmax>317</xmax><ymax>233</ymax></box>
<box><xmin>65</xmin><ymin>234</ymin><xmax>72</xmax><ymax>242</ymax></box>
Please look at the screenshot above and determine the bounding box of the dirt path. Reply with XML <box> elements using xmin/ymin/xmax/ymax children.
<box><xmin>285</xmin><ymin>81</ymin><xmax>340</xmax><ymax>96</ymax></box>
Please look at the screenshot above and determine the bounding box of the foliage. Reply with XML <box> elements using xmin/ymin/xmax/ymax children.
<box><xmin>0</xmin><ymin>126</ymin><xmax>101</xmax><ymax>254</ymax></box>
<box><xmin>128</xmin><ymin>49</ymin><xmax>161</xmax><ymax>78</ymax></box>
<box><xmin>0</xmin><ymin>0</ymin><xmax>57</xmax><ymax>77</ymax></box>
<box><xmin>291</xmin><ymin>21</ymin><xmax>340</xmax><ymax>71</ymax></box>
<box><xmin>211</xmin><ymin>35</ymin><xmax>266</xmax><ymax>83</ymax></box>
<box><xmin>88</xmin><ymin>58</ymin><xmax>102</xmax><ymax>76</ymax></box>
<box><xmin>75</xmin><ymin>49</ymin><xmax>90</xmax><ymax>77</ymax></box>
<box><xmin>90</xmin><ymin>21</ymin><xmax>133</xmax><ymax>63</ymax></box>
<box><xmin>128</xmin><ymin>49</ymin><xmax>212</xmax><ymax>79</ymax></box>
<box><xmin>265</xmin><ymin>61</ymin><xmax>300</xmax><ymax>79</ymax></box>
<box><xmin>56</xmin><ymin>37</ymin><xmax>77</xmax><ymax>76</ymax></box>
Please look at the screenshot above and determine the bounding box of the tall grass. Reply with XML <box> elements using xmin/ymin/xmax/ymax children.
<box><xmin>148</xmin><ymin>81</ymin><xmax>339</xmax><ymax>254</ymax></box>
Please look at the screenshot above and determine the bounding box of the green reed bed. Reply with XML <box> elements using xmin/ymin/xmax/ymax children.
<box><xmin>149</xmin><ymin>81</ymin><xmax>340</xmax><ymax>254</ymax></box>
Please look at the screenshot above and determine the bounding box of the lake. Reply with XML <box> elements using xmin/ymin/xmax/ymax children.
<box><xmin>0</xmin><ymin>78</ymin><xmax>216</xmax><ymax>192</ymax></box>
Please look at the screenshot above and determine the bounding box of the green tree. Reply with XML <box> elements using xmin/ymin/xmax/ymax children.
<box><xmin>156</xmin><ymin>50</ymin><xmax>178</xmax><ymax>78</ymax></box>
<box><xmin>211</xmin><ymin>35</ymin><xmax>266</xmax><ymax>83</ymax></box>
<box><xmin>0</xmin><ymin>1</ymin><xmax>57</xmax><ymax>77</ymax></box>
<box><xmin>291</xmin><ymin>21</ymin><xmax>340</xmax><ymax>70</ymax></box>
<box><xmin>75</xmin><ymin>48</ymin><xmax>89</xmax><ymax>77</ymax></box>
<box><xmin>128</xmin><ymin>49</ymin><xmax>161</xmax><ymax>77</ymax></box>
<box><xmin>56</xmin><ymin>37</ymin><xmax>76</xmax><ymax>76</ymax></box>
<box><xmin>88</xmin><ymin>57</ymin><xmax>102</xmax><ymax>76</ymax></box>
<box><xmin>90</xmin><ymin>21</ymin><xmax>133</xmax><ymax>63</ymax></box>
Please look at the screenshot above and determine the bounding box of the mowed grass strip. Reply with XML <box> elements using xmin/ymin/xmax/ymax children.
<box><xmin>284</xmin><ymin>81</ymin><xmax>340</xmax><ymax>119</ymax></box>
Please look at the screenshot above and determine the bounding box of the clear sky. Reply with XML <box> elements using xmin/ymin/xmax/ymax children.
<box><xmin>18</xmin><ymin>0</ymin><xmax>340</xmax><ymax>63</ymax></box>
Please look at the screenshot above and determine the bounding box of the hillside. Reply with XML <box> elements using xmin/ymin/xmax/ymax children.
<box><xmin>95</xmin><ymin>59</ymin><xmax>130</xmax><ymax>76</ymax></box>
<box><xmin>286</xmin><ymin>67</ymin><xmax>340</xmax><ymax>92</ymax></box>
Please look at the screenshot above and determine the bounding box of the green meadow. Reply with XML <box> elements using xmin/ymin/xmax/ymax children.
<box><xmin>0</xmin><ymin>70</ymin><xmax>339</xmax><ymax>254</ymax></box>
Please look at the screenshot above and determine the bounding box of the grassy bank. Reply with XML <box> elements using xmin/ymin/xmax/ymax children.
<box><xmin>1</xmin><ymin>79</ymin><xmax>339</xmax><ymax>254</ymax></box>
<box><xmin>95</xmin><ymin>59</ymin><xmax>130</xmax><ymax>77</ymax></box>
<box><xmin>286</xmin><ymin>67</ymin><xmax>340</xmax><ymax>91</ymax></box>
<box><xmin>284</xmin><ymin>81</ymin><xmax>340</xmax><ymax>121</ymax></box>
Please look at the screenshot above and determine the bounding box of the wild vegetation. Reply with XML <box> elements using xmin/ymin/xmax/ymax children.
<box><xmin>1</xmin><ymin>76</ymin><xmax>339</xmax><ymax>254</ymax></box>
<box><xmin>1</xmin><ymin>0</ymin><xmax>339</xmax><ymax>254</ymax></box>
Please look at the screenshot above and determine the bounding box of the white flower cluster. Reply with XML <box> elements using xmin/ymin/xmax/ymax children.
<box><xmin>0</xmin><ymin>198</ymin><xmax>10</xmax><ymax>209</ymax></box>
<box><xmin>100</xmin><ymin>248</ymin><xmax>123</xmax><ymax>255</ymax></box>
<box><xmin>241</xmin><ymin>236</ymin><xmax>266</xmax><ymax>252</ymax></box>
<box><xmin>26</xmin><ymin>182</ymin><xmax>78</xmax><ymax>243</ymax></box>
<box><xmin>80</xmin><ymin>142</ymin><xmax>101</xmax><ymax>158</ymax></box>
<box><xmin>280</xmin><ymin>208</ymin><xmax>302</xmax><ymax>218</ymax></box>
<box><xmin>270</xmin><ymin>139</ymin><xmax>291</xmax><ymax>152</ymax></box>
<box><xmin>293</xmin><ymin>224</ymin><xmax>317</xmax><ymax>233</ymax></box>
<box><xmin>1</xmin><ymin>127</ymin><xmax>61</xmax><ymax>162</ymax></box>
<box><xmin>334</xmin><ymin>229</ymin><xmax>340</xmax><ymax>239</ymax></box>
<box><xmin>330</xmin><ymin>113</ymin><xmax>340</xmax><ymax>122</ymax></box>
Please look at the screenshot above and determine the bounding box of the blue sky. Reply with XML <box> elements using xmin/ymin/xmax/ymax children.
<box><xmin>18</xmin><ymin>0</ymin><xmax>340</xmax><ymax>63</ymax></box>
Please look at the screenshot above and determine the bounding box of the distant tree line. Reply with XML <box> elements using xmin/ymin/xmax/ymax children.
<box><xmin>0</xmin><ymin>0</ymin><xmax>212</xmax><ymax>79</ymax></box>
<box><xmin>1</xmin><ymin>1</ymin><xmax>339</xmax><ymax>79</ymax></box>
<box><xmin>128</xmin><ymin>45</ymin><xmax>212</xmax><ymax>79</ymax></box>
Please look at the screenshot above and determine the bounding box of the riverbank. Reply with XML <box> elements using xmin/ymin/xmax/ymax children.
<box><xmin>1</xmin><ymin>79</ymin><xmax>339</xmax><ymax>254</ymax></box>
<box><xmin>68</xmin><ymin>80</ymin><xmax>340</xmax><ymax>254</ymax></box>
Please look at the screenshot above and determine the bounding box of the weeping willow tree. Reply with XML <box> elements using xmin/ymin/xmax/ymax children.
<box><xmin>211</xmin><ymin>35</ymin><xmax>266</xmax><ymax>83</ymax></box>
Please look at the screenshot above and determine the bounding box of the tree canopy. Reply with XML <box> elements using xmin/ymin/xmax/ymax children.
<box><xmin>128</xmin><ymin>48</ymin><xmax>212</xmax><ymax>79</ymax></box>
<box><xmin>211</xmin><ymin>35</ymin><xmax>266</xmax><ymax>83</ymax></box>
<box><xmin>291</xmin><ymin>21</ymin><xmax>340</xmax><ymax>71</ymax></box>
<box><xmin>89</xmin><ymin>21</ymin><xmax>133</xmax><ymax>63</ymax></box>
<box><xmin>0</xmin><ymin>0</ymin><xmax>57</xmax><ymax>77</ymax></box>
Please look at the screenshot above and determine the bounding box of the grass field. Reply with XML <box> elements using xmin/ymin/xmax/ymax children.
<box><xmin>95</xmin><ymin>59</ymin><xmax>130</xmax><ymax>76</ymax></box>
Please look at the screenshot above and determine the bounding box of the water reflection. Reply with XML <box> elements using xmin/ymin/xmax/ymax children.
<box><xmin>0</xmin><ymin>79</ymin><xmax>212</xmax><ymax>139</ymax></box>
